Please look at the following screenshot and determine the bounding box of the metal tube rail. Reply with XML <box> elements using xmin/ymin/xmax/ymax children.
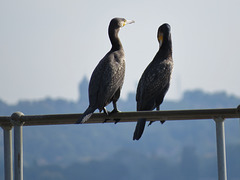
<box><xmin>13</xmin><ymin>125</ymin><xmax>23</xmax><ymax>180</ymax></box>
<box><xmin>0</xmin><ymin>106</ymin><xmax>239</xmax><ymax>126</ymax></box>
<box><xmin>1</xmin><ymin>125</ymin><xmax>13</xmax><ymax>180</ymax></box>
<box><xmin>11</xmin><ymin>112</ymin><xmax>24</xmax><ymax>180</ymax></box>
<box><xmin>214</xmin><ymin>117</ymin><xmax>227</xmax><ymax>180</ymax></box>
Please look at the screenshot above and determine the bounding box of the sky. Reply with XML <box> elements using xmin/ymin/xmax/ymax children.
<box><xmin>1</xmin><ymin>0</ymin><xmax>240</xmax><ymax>104</ymax></box>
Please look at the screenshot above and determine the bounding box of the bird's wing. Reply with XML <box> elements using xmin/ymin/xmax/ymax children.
<box><xmin>89</xmin><ymin>52</ymin><xmax>125</xmax><ymax>110</ymax></box>
<box><xmin>136</xmin><ymin>58</ymin><xmax>173</xmax><ymax>110</ymax></box>
<box><xmin>88</xmin><ymin>58</ymin><xmax>106</xmax><ymax>108</ymax></box>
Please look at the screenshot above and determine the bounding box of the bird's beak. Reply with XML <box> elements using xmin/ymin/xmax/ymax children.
<box><xmin>123</xmin><ymin>19</ymin><xmax>135</xmax><ymax>26</ymax></box>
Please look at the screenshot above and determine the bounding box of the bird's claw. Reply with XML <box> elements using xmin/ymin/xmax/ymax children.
<box><xmin>114</xmin><ymin>118</ymin><xmax>120</xmax><ymax>124</ymax></box>
<box><xmin>103</xmin><ymin>118</ymin><xmax>120</xmax><ymax>124</ymax></box>
<box><xmin>110</xmin><ymin>109</ymin><xmax>120</xmax><ymax>123</ymax></box>
<box><xmin>148</xmin><ymin>121</ymin><xmax>154</xmax><ymax>126</ymax></box>
<box><xmin>103</xmin><ymin>118</ymin><xmax>110</xmax><ymax>123</ymax></box>
<box><xmin>103</xmin><ymin>108</ymin><xmax>120</xmax><ymax>123</ymax></box>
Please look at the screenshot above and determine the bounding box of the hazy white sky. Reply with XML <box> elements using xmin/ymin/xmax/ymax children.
<box><xmin>1</xmin><ymin>0</ymin><xmax>240</xmax><ymax>104</ymax></box>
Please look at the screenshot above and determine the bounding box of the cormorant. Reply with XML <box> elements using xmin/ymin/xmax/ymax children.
<box><xmin>76</xmin><ymin>18</ymin><xmax>134</xmax><ymax>124</ymax></box>
<box><xmin>133</xmin><ymin>23</ymin><xmax>173</xmax><ymax>140</ymax></box>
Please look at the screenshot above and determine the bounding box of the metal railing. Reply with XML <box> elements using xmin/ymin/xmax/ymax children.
<box><xmin>1</xmin><ymin>105</ymin><xmax>240</xmax><ymax>180</ymax></box>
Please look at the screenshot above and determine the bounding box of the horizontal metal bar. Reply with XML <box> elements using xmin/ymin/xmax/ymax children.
<box><xmin>0</xmin><ymin>105</ymin><xmax>240</xmax><ymax>126</ymax></box>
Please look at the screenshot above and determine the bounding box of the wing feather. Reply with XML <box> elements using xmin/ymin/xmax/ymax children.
<box><xmin>136</xmin><ymin>57</ymin><xmax>173</xmax><ymax>111</ymax></box>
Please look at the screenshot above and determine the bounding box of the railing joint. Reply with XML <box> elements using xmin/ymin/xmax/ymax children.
<box><xmin>11</xmin><ymin>112</ymin><xmax>25</xmax><ymax>126</ymax></box>
<box><xmin>214</xmin><ymin>116</ymin><xmax>225</xmax><ymax>123</ymax></box>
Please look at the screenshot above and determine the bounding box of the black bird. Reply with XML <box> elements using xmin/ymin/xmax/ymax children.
<box><xmin>76</xmin><ymin>18</ymin><xmax>134</xmax><ymax>124</ymax></box>
<box><xmin>133</xmin><ymin>23</ymin><xmax>173</xmax><ymax>140</ymax></box>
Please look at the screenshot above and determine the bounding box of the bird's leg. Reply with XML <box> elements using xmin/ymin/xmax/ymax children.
<box><xmin>148</xmin><ymin>106</ymin><xmax>164</xmax><ymax>126</ymax></box>
<box><xmin>110</xmin><ymin>101</ymin><xmax>121</xmax><ymax>114</ymax></box>
<box><xmin>103</xmin><ymin>105</ymin><xmax>120</xmax><ymax>123</ymax></box>
<box><xmin>103</xmin><ymin>107</ymin><xmax>110</xmax><ymax>115</ymax></box>
<box><xmin>156</xmin><ymin>106</ymin><xmax>165</xmax><ymax>124</ymax></box>
<box><xmin>110</xmin><ymin>102</ymin><xmax>120</xmax><ymax>124</ymax></box>
<box><xmin>103</xmin><ymin>102</ymin><xmax>121</xmax><ymax>123</ymax></box>
<box><xmin>103</xmin><ymin>107</ymin><xmax>111</xmax><ymax>123</ymax></box>
<box><xmin>148</xmin><ymin>106</ymin><xmax>159</xmax><ymax>126</ymax></box>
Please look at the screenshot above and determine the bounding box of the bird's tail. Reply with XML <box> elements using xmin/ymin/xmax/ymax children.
<box><xmin>133</xmin><ymin>118</ymin><xmax>146</xmax><ymax>140</ymax></box>
<box><xmin>76</xmin><ymin>106</ymin><xmax>95</xmax><ymax>124</ymax></box>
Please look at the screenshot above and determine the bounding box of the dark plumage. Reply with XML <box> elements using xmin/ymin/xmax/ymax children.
<box><xmin>76</xmin><ymin>18</ymin><xmax>134</xmax><ymax>124</ymax></box>
<box><xmin>133</xmin><ymin>23</ymin><xmax>173</xmax><ymax>140</ymax></box>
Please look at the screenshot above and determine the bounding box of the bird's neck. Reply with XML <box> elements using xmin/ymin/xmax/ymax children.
<box><xmin>109</xmin><ymin>28</ymin><xmax>123</xmax><ymax>51</ymax></box>
<box><xmin>159</xmin><ymin>39</ymin><xmax>172</xmax><ymax>58</ymax></box>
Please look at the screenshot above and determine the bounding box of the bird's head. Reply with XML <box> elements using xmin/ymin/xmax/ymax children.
<box><xmin>157</xmin><ymin>23</ymin><xmax>171</xmax><ymax>48</ymax></box>
<box><xmin>110</xmin><ymin>18</ymin><xmax>135</xmax><ymax>29</ymax></box>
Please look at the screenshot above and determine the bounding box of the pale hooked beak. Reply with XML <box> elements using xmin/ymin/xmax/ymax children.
<box><xmin>123</xmin><ymin>19</ymin><xmax>135</xmax><ymax>26</ymax></box>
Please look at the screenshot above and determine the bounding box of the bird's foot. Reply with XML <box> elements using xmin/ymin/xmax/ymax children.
<box><xmin>103</xmin><ymin>118</ymin><xmax>120</xmax><ymax>124</ymax></box>
<box><xmin>102</xmin><ymin>107</ymin><xmax>110</xmax><ymax>123</ymax></box>
<box><xmin>113</xmin><ymin>118</ymin><xmax>120</xmax><ymax>124</ymax></box>
<box><xmin>110</xmin><ymin>108</ymin><xmax>121</xmax><ymax>115</ymax></box>
<box><xmin>110</xmin><ymin>109</ymin><xmax>120</xmax><ymax>123</ymax></box>
<box><xmin>103</xmin><ymin>109</ymin><xmax>120</xmax><ymax>123</ymax></box>
<box><xmin>103</xmin><ymin>118</ymin><xmax>110</xmax><ymax>123</ymax></box>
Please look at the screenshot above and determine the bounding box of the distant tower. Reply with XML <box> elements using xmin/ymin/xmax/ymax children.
<box><xmin>78</xmin><ymin>76</ymin><xmax>89</xmax><ymax>104</ymax></box>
